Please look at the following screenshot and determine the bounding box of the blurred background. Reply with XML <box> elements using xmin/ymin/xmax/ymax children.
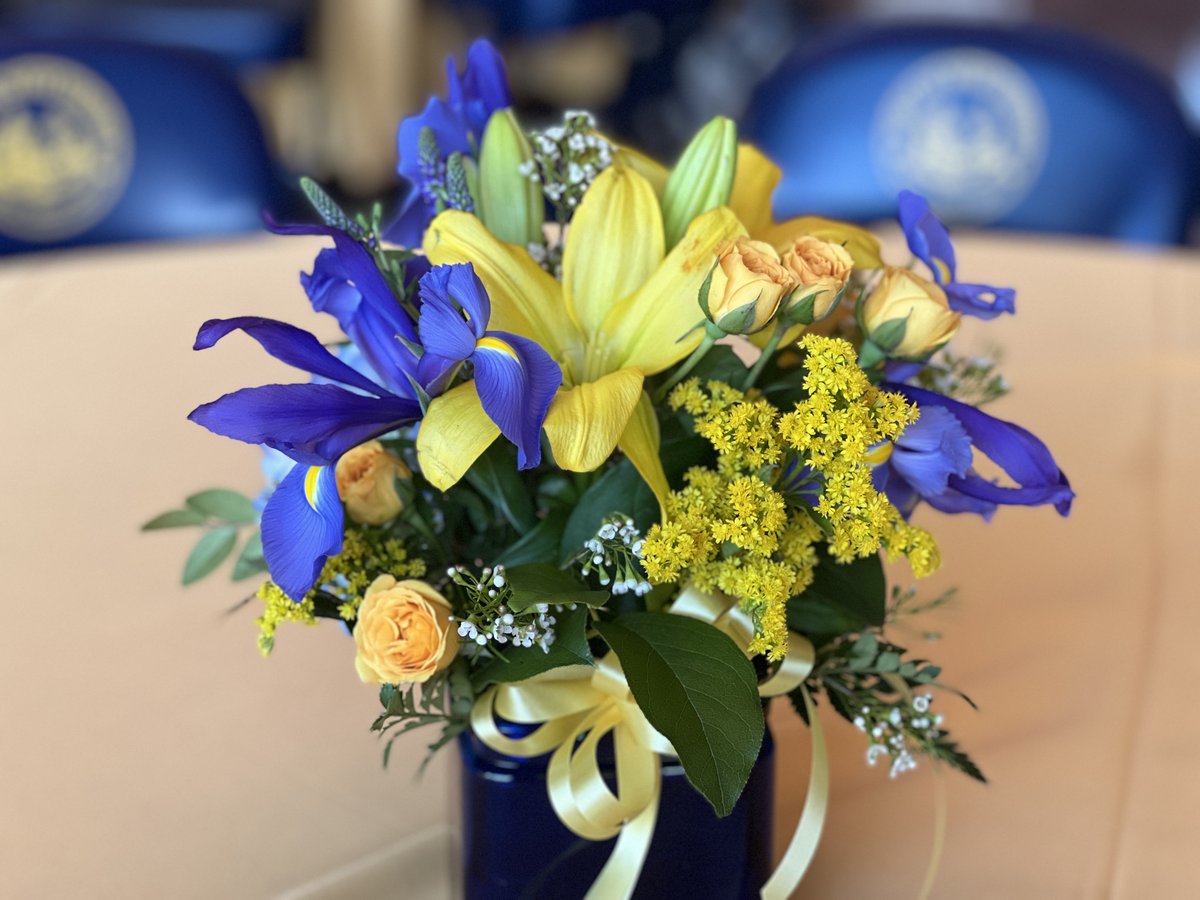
<box><xmin>0</xmin><ymin>0</ymin><xmax>1197</xmax><ymax>253</ymax></box>
<box><xmin>2</xmin><ymin>3</ymin><xmax>1199</xmax><ymax>899</ymax></box>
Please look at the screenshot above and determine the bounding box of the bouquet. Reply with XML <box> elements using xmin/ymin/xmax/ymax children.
<box><xmin>149</xmin><ymin>39</ymin><xmax>1073</xmax><ymax>899</ymax></box>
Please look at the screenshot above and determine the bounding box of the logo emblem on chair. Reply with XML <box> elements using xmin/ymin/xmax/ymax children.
<box><xmin>872</xmin><ymin>48</ymin><xmax>1048</xmax><ymax>224</ymax></box>
<box><xmin>0</xmin><ymin>55</ymin><xmax>134</xmax><ymax>242</ymax></box>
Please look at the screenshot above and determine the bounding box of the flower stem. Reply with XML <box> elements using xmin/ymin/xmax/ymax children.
<box><xmin>742</xmin><ymin>322</ymin><xmax>786</xmax><ymax>391</ymax></box>
<box><xmin>652</xmin><ymin>331</ymin><xmax>717</xmax><ymax>403</ymax></box>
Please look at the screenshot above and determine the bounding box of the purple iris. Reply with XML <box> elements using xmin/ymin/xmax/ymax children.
<box><xmin>387</xmin><ymin>39</ymin><xmax>511</xmax><ymax>246</ymax></box>
<box><xmin>416</xmin><ymin>263</ymin><xmax>562</xmax><ymax>469</ymax></box>
<box><xmin>873</xmin><ymin>383</ymin><xmax>1073</xmax><ymax>521</ymax></box>
<box><xmin>189</xmin><ymin>221</ymin><xmax>434</xmax><ymax>600</ymax></box>
<box><xmin>897</xmin><ymin>191</ymin><xmax>1016</xmax><ymax>321</ymax></box>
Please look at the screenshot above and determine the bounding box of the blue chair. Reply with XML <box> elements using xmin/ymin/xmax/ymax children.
<box><xmin>0</xmin><ymin>39</ymin><xmax>280</xmax><ymax>253</ymax></box>
<box><xmin>743</xmin><ymin>24</ymin><xmax>1197</xmax><ymax>244</ymax></box>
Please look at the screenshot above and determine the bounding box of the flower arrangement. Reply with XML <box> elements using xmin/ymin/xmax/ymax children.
<box><xmin>149</xmin><ymin>39</ymin><xmax>1073</xmax><ymax>898</ymax></box>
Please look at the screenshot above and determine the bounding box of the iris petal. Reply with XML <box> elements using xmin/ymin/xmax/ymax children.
<box><xmin>260</xmin><ymin>464</ymin><xmax>344</xmax><ymax>600</ymax></box>
<box><xmin>945</xmin><ymin>282</ymin><xmax>1017</xmax><ymax>320</ymax></box>
<box><xmin>189</xmin><ymin>383</ymin><xmax>420</xmax><ymax>465</ymax></box>
<box><xmin>472</xmin><ymin>330</ymin><xmax>562</xmax><ymax>469</ymax></box>
<box><xmin>418</xmin><ymin>263</ymin><xmax>490</xmax><ymax>362</ymax></box>
<box><xmin>887</xmin><ymin>384</ymin><xmax>1073</xmax><ymax>517</ymax></box>
<box><xmin>898</xmin><ymin>190</ymin><xmax>956</xmax><ymax>283</ymax></box>
<box><xmin>194</xmin><ymin>317</ymin><xmax>387</xmax><ymax>398</ymax></box>
<box><xmin>888</xmin><ymin>406</ymin><xmax>973</xmax><ymax>497</ymax></box>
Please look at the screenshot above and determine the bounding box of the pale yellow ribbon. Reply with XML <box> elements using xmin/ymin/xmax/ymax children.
<box><xmin>469</xmin><ymin>587</ymin><xmax>829</xmax><ymax>900</ymax></box>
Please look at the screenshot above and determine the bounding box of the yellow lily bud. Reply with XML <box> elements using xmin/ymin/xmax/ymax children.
<box><xmin>661</xmin><ymin>116</ymin><xmax>737</xmax><ymax>247</ymax></box>
<box><xmin>780</xmin><ymin>236</ymin><xmax>854</xmax><ymax>325</ymax></box>
<box><xmin>335</xmin><ymin>440</ymin><xmax>411</xmax><ymax>525</ymax></box>
<box><xmin>703</xmin><ymin>238</ymin><xmax>796</xmax><ymax>335</ymax></box>
<box><xmin>478</xmin><ymin>108</ymin><xmax>544</xmax><ymax>246</ymax></box>
<box><xmin>861</xmin><ymin>267</ymin><xmax>960</xmax><ymax>359</ymax></box>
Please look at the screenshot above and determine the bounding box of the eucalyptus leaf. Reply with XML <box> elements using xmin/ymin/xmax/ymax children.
<box><xmin>185</xmin><ymin>489</ymin><xmax>258</xmax><ymax>524</ymax></box>
<box><xmin>141</xmin><ymin>509</ymin><xmax>206</xmax><ymax>530</ymax></box>
<box><xmin>231</xmin><ymin>531</ymin><xmax>266</xmax><ymax>582</ymax></box>
<box><xmin>504</xmin><ymin>564</ymin><xmax>609</xmax><ymax>611</ymax></box>
<box><xmin>182</xmin><ymin>526</ymin><xmax>238</xmax><ymax>585</ymax></box>
<box><xmin>470</xmin><ymin>605</ymin><xmax>593</xmax><ymax>691</ymax></box>
<box><xmin>596</xmin><ymin>613</ymin><xmax>763</xmax><ymax>817</ymax></box>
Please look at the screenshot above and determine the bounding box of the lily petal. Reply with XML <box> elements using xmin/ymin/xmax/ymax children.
<box><xmin>194</xmin><ymin>317</ymin><xmax>387</xmax><ymax>398</ymax></box>
<box><xmin>758</xmin><ymin>215</ymin><xmax>883</xmax><ymax>269</ymax></box>
<box><xmin>423</xmin><ymin>210</ymin><xmax>575</xmax><ymax>361</ymax></box>
<box><xmin>729</xmin><ymin>143</ymin><xmax>781</xmax><ymax>235</ymax></box>
<box><xmin>616</xmin><ymin>391</ymin><xmax>670</xmax><ymax>515</ymax></box>
<box><xmin>472</xmin><ymin>330</ymin><xmax>563</xmax><ymax>469</ymax></box>
<box><xmin>543</xmin><ymin>368</ymin><xmax>644</xmax><ymax>471</ymax></box>
<box><xmin>602</xmin><ymin>206</ymin><xmax>744</xmax><ymax>375</ymax></box>
<box><xmin>562</xmin><ymin>165</ymin><xmax>664</xmax><ymax>340</ymax></box>
<box><xmin>189</xmin><ymin>383</ymin><xmax>420</xmax><ymax>465</ymax></box>
<box><xmin>415</xmin><ymin>380</ymin><xmax>502</xmax><ymax>489</ymax></box>
<box><xmin>260</xmin><ymin>464</ymin><xmax>344</xmax><ymax>600</ymax></box>
<box><xmin>612</xmin><ymin>142</ymin><xmax>669</xmax><ymax>197</ymax></box>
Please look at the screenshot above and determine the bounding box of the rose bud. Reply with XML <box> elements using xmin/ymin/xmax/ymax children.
<box><xmin>701</xmin><ymin>237</ymin><xmax>796</xmax><ymax>335</ymax></box>
<box><xmin>860</xmin><ymin>267</ymin><xmax>961</xmax><ymax>360</ymax></box>
<box><xmin>335</xmin><ymin>440</ymin><xmax>411</xmax><ymax>526</ymax></box>
<box><xmin>780</xmin><ymin>235</ymin><xmax>854</xmax><ymax>325</ymax></box>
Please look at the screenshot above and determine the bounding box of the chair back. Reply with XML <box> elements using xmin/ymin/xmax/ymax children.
<box><xmin>0</xmin><ymin>39</ymin><xmax>277</xmax><ymax>253</ymax></box>
<box><xmin>744</xmin><ymin>25</ymin><xmax>1197</xmax><ymax>244</ymax></box>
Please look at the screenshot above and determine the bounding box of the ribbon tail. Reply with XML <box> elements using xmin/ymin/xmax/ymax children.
<box><xmin>917</xmin><ymin>765</ymin><xmax>948</xmax><ymax>900</ymax></box>
<box><xmin>761</xmin><ymin>686</ymin><xmax>829</xmax><ymax>900</ymax></box>
<box><xmin>584</xmin><ymin>767</ymin><xmax>660</xmax><ymax>900</ymax></box>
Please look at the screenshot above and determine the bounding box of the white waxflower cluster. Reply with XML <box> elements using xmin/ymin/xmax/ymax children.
<box><xmin>520</xmin><ymin>111</ymin><xmax>613</xmax><ymax>216</ymax></box>
<box><xmin>576</xmin><ymin>515</ymin><xmax>652</xmax><ymax>596</ymax></box>
<box><xmin>854</xmin><ymin>692</ymin><xmax>943</xmax><ymax>779</ymax></box>
<box><xmin>445</xmin><ymin>564</ymin><xmax>560</xmax><ymax>653</ymax></box>
<box><xmin>918</xmin><ymin>350</ymin><xmax>1010</xmax><ymax>406</ymax></box>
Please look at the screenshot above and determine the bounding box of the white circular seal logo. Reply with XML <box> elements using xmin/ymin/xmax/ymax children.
<box><xmin>871</xmin><ymin>48</ymin><xmax>1048</xmax><ymax>224</ymax></box>
<box><xmin>0</xmin><ymin>54</ymin><xmax>134</xmax><ymax>242</ymax></box>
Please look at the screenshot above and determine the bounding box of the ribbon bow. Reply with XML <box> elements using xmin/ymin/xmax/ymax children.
<box><xmin>470</xmin><ymin>587</ymin><xmax>830</xmax><ymax>900</ymax></box>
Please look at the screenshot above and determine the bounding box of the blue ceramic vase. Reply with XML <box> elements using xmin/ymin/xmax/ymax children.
<box><xmin>458</xmin><ymin>721</ymin><xmax>775</xmax><ymax>899</ymax></box>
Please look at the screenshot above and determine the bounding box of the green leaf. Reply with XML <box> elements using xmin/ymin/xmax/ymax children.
<box><xmin>470</xmin><ymin>605</ymin><xmax>593</xmax><ymax>690</ymax></box>
<box><xmin>182</xmin><ymin>526</ymin><xmax>238</xmax><ymax>585</ymax></box>
<box><xmin>141</xmin><ymin>509</ymin><xmax>206</xmax><ymax>530</ymax></box>
<box><xmin>185</xmin><ymin>489</ymin><xmax>258</xmax><ymax>524</ymax></box>
<box><xmin>596</xmin><ymin>613</ymin><xmax>763</xmax><ymax>817</ymax></box>
<box><xmin>497</xmin><ymin>510</ymin><xmax>569</xmax><ymax>568</ymax></box>
<box><xmin>464</xmin><ymin>442</ymin><xmax>537</xmax><ymax>532</ymax></box>
<box><xmin>231</xmin><ymin>531</ymin><xmax>266</xmax><ymax>581</ymax></box>
<box><xmin>787</xmin><ymin>549</ymin><xmax>885</xmax><ymax>637</ymax></box>
<box><xmin>559</xmin><ymin>461</ymin><xmax>658</xmax><ymax>565</ymax></box>
<box><xmin>504</xmin><ymin>564</ymin><xmax>610</xmax><ymax>611</ymax></box>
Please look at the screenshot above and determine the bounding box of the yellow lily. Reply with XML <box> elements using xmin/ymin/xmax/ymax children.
<box><xmin>416</xmin><ymin>164</ymin><xmax>742</xmax><ymax>506</ymax></box>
